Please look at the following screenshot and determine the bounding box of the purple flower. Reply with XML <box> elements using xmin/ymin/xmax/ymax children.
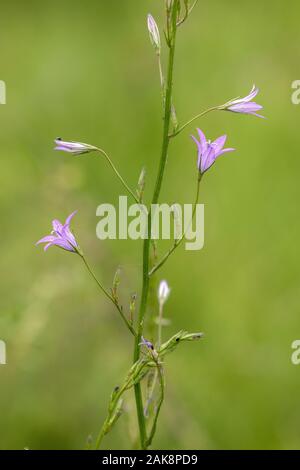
<box><xmin>36</xmin><ymin>211</ymin><xmax>79</xmax><ymax>253</ymax></box>
<box><xmin>54</xmin><ymin>138</ymin><xmax>98</xmax><ymax>156</ymax></box>
<box><xmin>191</xmin><ymin>128</ymin><xmax>235</xmax><ymax>174</ymax></box>
<box><xmin>140</xmin><ymin>336</ymin><xmax>154</xmax><ymax>351</ymax></box>
<box><xmin>224</xmin><ymin>85</ymin><xmax>264</xmax><ymax>118</ymax></box>
<box><xmin>147</xmin><ymin>14</ymin><xmax>160</xmax><ymax>53</ymax></box>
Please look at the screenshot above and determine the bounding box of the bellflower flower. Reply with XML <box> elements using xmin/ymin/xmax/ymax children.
<box><xmin>191</xmin><ymin>128</ymin><xmax>235</xmax><ymax>174</ymax></box>
<box><xmin>158</xmin><ymin>280</ymin><xmax>171</xmax><ymax>307</ymax></box>
<box><xmin>147</xmin><ymin>14</ymin><xmax>161</xmax><ymax>54</ymax></box>
<box><xmin>54</xmin><ymin>138</ymin><xmax>98</xmax><ymax>156</ymax></box>
<box><xmin>36</xmin><ymin>211</ymin><xmax>79</xmax><ymax>253</ymax></box>
<box><xmin>140</xmin><ymin>336</ymin><xmax>154</xmax><ymax>351</ymax></box>
<box><xmin>222</xmin><ymin>85</ymin><xmax>264</xmax><ymax>118</ymax></box>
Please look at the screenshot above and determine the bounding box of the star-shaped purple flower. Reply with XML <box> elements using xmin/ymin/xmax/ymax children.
<box><xmin>225</xmin><ymin>85</ymin><xmax>264</xmax><ymax>118</ymax></box>
<box><xmin>36</xmin><ymin>211</ymin><xmax>79</xmax><ymax>253</ymax></box>
<box><xmin>191</xmin><ymin>128</ymin><xmax>235</xmax><ymax>174</ymax></box>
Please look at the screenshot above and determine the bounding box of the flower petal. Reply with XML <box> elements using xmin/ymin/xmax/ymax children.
<box><xmin>228</xmin><ymin>102</ymin><xmax>262</xmax><ymax>113</ymax></box>
<box><xmin>63</xmin><ymin>227</ymin><xmax>77</xmax><ymax>248</ymax></box>
<box><xmin>202</xmin><ymin>146</ymin><xmax>216</xmax><ymax>172</ymax></box>
<box><xmin>46</xmin><ymin>238</ymin><xmax>76</xmax><ymax>252</ymax></box>
<box><xmin>64</xmin><ymin>210</ymin><xmax>77</xmax><ymax>227</ymax></box>
<box><xmin>212</xmin><ymin>135</ymin><xmax>227</xmax><ymax>154</ymax></box>
<box><xmin>196</xmin><ymin>128</ymin><xmax>208</xmax><ymax>154</ymax></box>
<box><xmin>229</xmin><ymin>85</ymin><xmax>259</xmax><ymax>105</ymax></box>
<box><xmin>243</xmin><ymin>85</ymin><xmax>259</xmax><ymax>102</ymax></box>
<box><xmin>215</xmin><ymin>147</ymin><xmax>235</xmax><ymax>158</ymax></box>
<box><xmin>52</xmin><ymin>219</ymin><xmax>64</xmax><ymax>235</ymax></box>
<box><xmin>36</xmin><ymin>235</ymin><xmax>57</xmax><ymax>246</ymax></box>
<box><xmin>54</xmin><ymin>139</ymin><xmax>88</xmax><ymax>150</ymax></box>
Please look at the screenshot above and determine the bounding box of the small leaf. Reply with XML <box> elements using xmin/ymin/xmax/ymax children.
<box><xmin>129</xmin><ymin>293</ymin><xmax>137</xmax><ymax>324</ymax></box>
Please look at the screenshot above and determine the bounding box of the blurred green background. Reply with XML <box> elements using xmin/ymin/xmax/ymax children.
<box><xmin>1</xmin><ymin>0</ymin><xmax>300</xmax><ymax>450</ymax></box>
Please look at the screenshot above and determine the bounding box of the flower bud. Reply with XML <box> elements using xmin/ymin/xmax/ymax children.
<box><xmin>147</xmin><ymin>14</ymin><xmax>161</xmax><ymax>55</ymax></box>
<box><xmin>171</xmin><ymin>104</ymin><xmax>179</xmax><ymax>132</ymax></box>
<box><xmin>129</xmin><ymin>292</ymin><xmax>137</xmax><ymax>324</ymax></box>
<box><xmin>54</xmin><ymin>138</ymin><xmax>98</xmax><ymax>156</ymax></box>
<box><xmin>112</xmin><ymin>267</ymin><xmax>121</xmax><ymax>300</ymax></box>
<box><xmin>158</xmin><ymin>280</ymin><xmax>170</xmax><ymax>307</ymax></box>
<box><xmin>136</xmin><ymin>167</ymin><xmax>146</xmax><ymax>201</ymax></box>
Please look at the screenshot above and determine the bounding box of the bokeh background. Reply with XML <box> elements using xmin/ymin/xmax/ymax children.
<box><xmin>1</xmin><ymin>0</ymin><xmax>300</xmax><ymax>450</ymax></box>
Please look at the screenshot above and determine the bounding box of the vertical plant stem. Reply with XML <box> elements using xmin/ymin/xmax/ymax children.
<box><xmin>143</xmin><ymin>302</ymin><xmax>164</xmax><ymax>418</ymax></box>
<box><xmin>133</xmin><ymin>0</ymin><xmax>179</xmax><ymax>449</ymax></box>
<box><xmin>146</xmin><ymin>364</ymin><xmax>165</xmax><ymax>448</ymax></box>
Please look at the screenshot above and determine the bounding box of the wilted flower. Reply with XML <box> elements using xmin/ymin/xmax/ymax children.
<box><xmin>36</xmin><ymin>211</ymin><xmax>79</xmax><ymax>253</ymax></box>
<box><xmin>147</xmin><ymin>14</ymin><xmax>161</xmax><ymax>54</ymax></box>
<box><xmin>191</xmin><ymin>128</ymin><xmax>235</xmax><ymax>174</ymax></box>
<box><xmin>222</xmin><ymin>85</ymin><xmax>264</xmax><ymax>118</ymax></box>
<box><xmin>140</xmin><ymin>336</ymin><xmax>154</xmax><ymax>351</ymax></box>
<box><xmin>54</xmin><ymin>138</ymin><xmax>98</xmax><ymax>155</ymax></box>
<box><xmin>158</xmin><ymin>280</ymin><xmax>171</xmax><ymax>307</ymax></box>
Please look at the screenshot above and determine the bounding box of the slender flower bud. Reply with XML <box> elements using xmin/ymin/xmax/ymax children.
<box><xmin>158</xmin><ymin>280</ymin><xmax>171</xmax><ymax>307</ymax></box>
<box><xmin>129</xmin><ymin>293</ymin><xmax>137</xmax><ymax>324</ymax></box>
<box><xmin>171</xmin><ymin>104</ymin><xmax>179</xmax><ymax>131</ymax></box>
<box><xmin>147</xmin><ymin>14</ymin><xmax>161</xmax><ymax>55</ymax></box>
<box><xmin>54</xmin><ymin>138</ymin><xmax>98</xmax><ymax>156</ymax></box>
<box><xmin>158</xmin><ymin>330</ymin><xmax>204</xmax><ymax>358</ymax></box>
<box><xmin>112</xmin><ymin>267</ymin><xmax>121</xmax><ymax>300</ymax></box>
<box><xmin>136</xmin><ymin>167</ymin><xmax>146</xmax><ymax>201</ymax></box>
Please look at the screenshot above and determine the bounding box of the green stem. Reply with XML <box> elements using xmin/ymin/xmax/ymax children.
<box><xmin>176</xmin><ymin>0</ymin><xmax>199</xmax><ymax>27</ymax></box>
<box><xmin>81</xmin><ymin>255</ymin><xmax>137</xmax><ymax>337</ymax></box>
<box><xmin>143</xmin><ymin>302</ymin><xmax>164</xmax><ymax>418</ymax></box>
<box><xmin>149</xmin><ymin>174</ymin><xmax>202</xmax><ymax>277</ymax></box>
<box><xmin>132</xmin><ymin>0</ymin><xmax>179</xmax><ymax>450</ymax></box>
<box><xmin>169</xmin><ymin>106</ymin><xmax>218</xmax><ymax>137</ymax></box>
<box><xmin>157</xmin><ymin>54</ymin><xmax>164</xmax><ymax>93</ymax></box>
<box><xmin>96</xmin><ymin>148</ymin><xmax>139</xmax><ymax>203</ymax></box>
<box><xmin>146</xmin><ymin>363</ymin><xmax>165</xmax><ymax>448</ymax></box>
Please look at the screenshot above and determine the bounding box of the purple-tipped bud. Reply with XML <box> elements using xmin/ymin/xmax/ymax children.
<box><xmin>147</xmin><ymin>14</ymin><xmax>161</xmax><ymax>54</ymax></box>
<box><xmin>54</xmin><ymin>138</ymin><xmax>98</xmax><ymax>156</ymax></box>
<box><xmin>140</xmin><ymin>336</ymin><xmax>154</xmax><ymax>351</ymax></box>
